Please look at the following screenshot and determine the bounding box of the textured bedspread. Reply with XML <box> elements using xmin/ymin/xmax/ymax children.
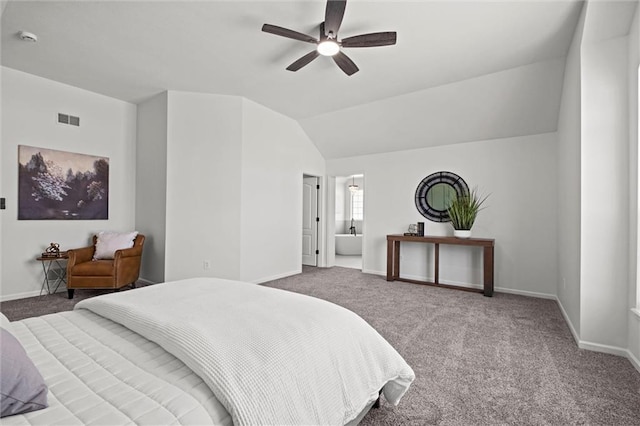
<box><xmin>76</xmin><ymin>277</ymin><xmax>415</xmax><ymax>426</ymax></box>
<box><xmin>4</xmin><ymin>310</ymin><xmax>231</xmax><ymax>425</ymax></box>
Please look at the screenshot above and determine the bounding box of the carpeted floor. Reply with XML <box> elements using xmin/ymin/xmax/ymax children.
<box><xmin>266</xmin><ymin>267</ymin><xmax>640</xmax><ymax>425</ymax></box>
<box><xmin>2</xmin><ymin>267</ymin><xmax>640</xmax><ymax>425</ymax></box>
<box><xmin>0</xmin><ymin>284</ymin><xmax>145</xmax><ymax>320</ymax></box>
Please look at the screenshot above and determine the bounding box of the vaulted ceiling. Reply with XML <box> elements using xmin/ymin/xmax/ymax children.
<box><xmin>1</xmin><ymin>1</ymin><xmax>585</xmax><ymax>159</ymax></box>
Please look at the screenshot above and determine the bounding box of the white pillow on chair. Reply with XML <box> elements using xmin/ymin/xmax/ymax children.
<box><xmin>93</xmin><ymin>231</ymin><xmax>138</xmax><ymax>260</ymax></box>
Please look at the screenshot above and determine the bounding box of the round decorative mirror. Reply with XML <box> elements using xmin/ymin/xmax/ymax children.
<box><xmin>415</xmin><ymin>171</ymin><xmax>469</xmax><ymax>222</ymax></box>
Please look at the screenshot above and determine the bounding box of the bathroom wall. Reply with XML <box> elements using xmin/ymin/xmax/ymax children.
<box><xmin>335</xmin><ymin>176</ymin><xmax>364</xmax><ymax>234</ymax></box>
<box><xmin>335</xmin><ymin>177</ymin><xmax>347</xmax><ymax>233</ymax></box>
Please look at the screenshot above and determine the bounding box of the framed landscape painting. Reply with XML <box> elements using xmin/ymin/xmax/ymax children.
<box><xmin>18</xmin><ymin>145</ymin><xmax>109</xmax><ymax>220</ymax></box>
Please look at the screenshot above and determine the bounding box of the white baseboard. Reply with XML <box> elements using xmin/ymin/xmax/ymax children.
<box><xmin>0</xmin><ymin>277</ymin><xmax>162</xmax><ymax>302</ymax></box>
<box><xmin>0</xmin><ymin>286</ymin><xmax>67</xmax><ymax>302</ymax></box>
<box><xmin>555</xmin><ymin>297</ymin><xmax>581</xmax><ymax>345</ymax></box>
<box><xmin>364</xmin><ymin>270</ymin><xmax>556</xmax><ymax>299</ymax></box>
<box><xmin>577</xmin><ymin>340</ymin><xmax>640</xmax><ymax>374</ymax></box>
<box><xmin>1</xmin><ymin>278</ymin><xmax>158</xmax><ymax>302</ymax></box>
<box><xmin>137</xmin><ymin>273</ymin><xmax>301</xmax><ymax>286</ymax></box>
<box><xmin>370</xmin><ymin>271</ymin><xmax>486</xmax><ymax>291</ymax></box>
<box><xmin>626</xmin><ymin>309</ymin><xmax>640</xmax><ymax>373</ymax></box>
<box><xmin>254</xmin><ymin>269</ymin><xmax>302</xmax><ymax>284</ymax></box>
<box><xmin>627</xmin><ymin>348</ymin><xmax>640</xmax><ymax>373</ymax></box>
<box><xmin>494</xmin><ymin>287</ymin><xmax>556</xmax><ymax>299</ymax></box>
<box><xmin>556</xmin><ymin>297</ymin><xmax>640</xmax><ymax>373</ymax></box>
<box><xmin>1</xmin><ymin>290</ymin><xmax>42</xmax><ymax>302</ymax></box>
<box><xmin>137</xmin><ymin>277</ymin><xmax>156</xmax><ymax>286</ymax></box>
<box><xmin>577</xmin><ymin>340</ymin><xmax>629</xmax><ymax>357</ymax></box>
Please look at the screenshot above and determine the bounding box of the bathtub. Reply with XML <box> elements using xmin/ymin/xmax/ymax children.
<box><xmin>335</xmin><ymin>234</ymin><xmax>363</xmax><ymax>256</ymax></box>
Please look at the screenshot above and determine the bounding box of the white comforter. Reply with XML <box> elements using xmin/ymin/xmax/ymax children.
<box><xmin>76</xmin><ymin>277</ymin><xmax>415</xmax><ymax>426</ymax></box>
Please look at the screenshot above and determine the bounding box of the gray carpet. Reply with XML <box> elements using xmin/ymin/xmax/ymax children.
<box><xmin>2</xmin><ymin>267</ymin><xmax>639</xmax><ymax>425</ymax></box>
<box><xmin>1</xmin><ymin>284</ymin><xmax>144</xmax><ymax>320</ymax></box>
<box><xmin>266</xmin><ymin>267</ymin><xmax>640</xmax><ymax>425</ymax></box>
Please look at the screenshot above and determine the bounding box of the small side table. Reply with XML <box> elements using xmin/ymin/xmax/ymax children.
<box><xmin>36</xmin><ymin>254</ymin><xmax>68</xmax><ymax>295</ymax></box>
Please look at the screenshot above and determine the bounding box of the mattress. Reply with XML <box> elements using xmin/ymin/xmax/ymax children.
<box><xmin>3</xmin><ymin>310</ymin><xmax>232</xmax><ymax>425</ymax></box>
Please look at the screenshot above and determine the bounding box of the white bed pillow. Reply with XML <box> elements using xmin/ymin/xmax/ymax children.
<box><xmin>93</xmin><ymin>231</ymin><xmax>138</xmax><ymax>260</ymax></box>
<box><xmin>0</xmin><ymin>328</ymin><xmax>48</xmax><ymax>417</ymax></box>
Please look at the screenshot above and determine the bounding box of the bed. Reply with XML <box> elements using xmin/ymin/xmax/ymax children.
<box><xmin>1</xmin><ymin>277</ymin><xmax>415</xmax><ymax>425</ymax></box>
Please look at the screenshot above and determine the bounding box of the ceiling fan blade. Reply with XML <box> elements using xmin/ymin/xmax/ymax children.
<box><xmin>332</xmin><ymin>51</ymin><xmax>359</xmax><ymax>76</ymax></box>
<box><xmin>262</xmin><ymin>24</ymin><xmax>318</xmax><ymax>44</ymax></box>
<box><xmin>286</xmin><ymin>50</ymin><xmax>320</xmax><ymax>72</ymax></box>
<box><xmin>324</xmin><ymin>0</ymin><xmax>347</xmax><ymax>37</ymax></box>
<box><xmin>341</xmin><ymin>32</ymin><xmax>397</xmax><ymax>48</ymax></box>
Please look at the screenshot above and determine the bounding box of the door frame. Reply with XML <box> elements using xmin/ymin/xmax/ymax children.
<box><xmin>325</xmin><ymin>176</ymin><xmax>336</xmax><ymax>268</ymax></box>
<box><xmin>302</xmin><ymin>175</ymin><xmax>319</xmax><ymax>267</ymax></box>
<box><xmin>328</xmin><ymin>173</ymin><xmax>365</xmax><ymax>271</ymax></box>
<box><xmin>302</xmin><ymin>173</ymin><xmax>326</xmax><ymax>268</ymax></box>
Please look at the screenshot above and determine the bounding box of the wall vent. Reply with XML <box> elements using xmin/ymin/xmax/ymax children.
<box><xmin>58</xmin><ymin>113</ymin><xmax>80</xmax><ymax>127</ymax></box>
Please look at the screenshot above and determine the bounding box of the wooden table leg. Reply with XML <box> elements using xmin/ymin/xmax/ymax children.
<box><xmin>483</xmin><ymin>246</ymin><xmax>494</xmax><ymax>297</ymax></box>
<box><xmin>434</xmin><ymin>243</ymin><xmax>440</xmax><ymax>285</ymax></box>
<box><xmin>386</xmin><ymin>239</ymin><xmax>393</xmax><ymax>281</ymax></box>
<box><xmin>393</xmin><ymin>241</ymin><xmax>400</xmax><ymax>280</ymax></box>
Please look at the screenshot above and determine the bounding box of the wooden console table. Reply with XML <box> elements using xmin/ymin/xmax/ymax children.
<box><xmin>386</xmin><ymin>234</ymin><xmax>495</xmax><ymax>297</ymax></box>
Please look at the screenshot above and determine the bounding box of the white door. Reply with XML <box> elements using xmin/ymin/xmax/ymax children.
<box><xmin>302</xmin><ymin>176</ymin><xmax>318</xmax><ymax>266</ymax></box>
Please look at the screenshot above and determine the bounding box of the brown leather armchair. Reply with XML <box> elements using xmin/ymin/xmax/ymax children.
<box><xmin>66</xmin><ymin>234</ymin><xmax>145</xmax><ymax>299</ymax></box>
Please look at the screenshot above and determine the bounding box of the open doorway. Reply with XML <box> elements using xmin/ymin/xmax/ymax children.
<box><xmin>334</xmin><ymin>174</ymin><xmax>363</xmax><ymax>270</ymax></box>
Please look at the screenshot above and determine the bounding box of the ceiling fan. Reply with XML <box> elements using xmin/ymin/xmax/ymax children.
<box><xmin>262</xmin><ymin>0</ymin><xmax>397</xmax><ymax>76</ymax></box>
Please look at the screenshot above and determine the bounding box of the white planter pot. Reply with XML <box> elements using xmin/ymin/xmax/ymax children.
<box><xmin>453</xmin><ymin>229</ymin><xmax>472</xmax><ymax>239</ymax></box>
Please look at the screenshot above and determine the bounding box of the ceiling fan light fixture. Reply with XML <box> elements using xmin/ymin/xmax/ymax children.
<box><xmin>262</xmin><ymin>0</ymin><xmax>397</xmax><ymax>74</ymax></box>
<box><xmin>317</xmin><ymin>40</ymin><xmax>339</xmax><ymax>56</ymax></box>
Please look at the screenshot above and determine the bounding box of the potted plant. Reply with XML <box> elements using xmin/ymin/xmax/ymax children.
<box><xmin>447</xmin><ymin>188</ymin><xmax>488</xmax><ymax>238</ymax></box>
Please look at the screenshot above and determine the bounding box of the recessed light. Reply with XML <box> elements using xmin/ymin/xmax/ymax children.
<box><xmin>18</xmin><ymin>31</ymin><xmax>38</xmax><ymax>42</ymax></box>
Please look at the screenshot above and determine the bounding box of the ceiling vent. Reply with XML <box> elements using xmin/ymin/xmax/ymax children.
<box><xmin>58</xmin><ymin>113</ymin><xmax>80</xmax><ymax>127</ymax></box>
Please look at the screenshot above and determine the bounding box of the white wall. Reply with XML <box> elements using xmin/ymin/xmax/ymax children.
<box><xmin>164</xmin><ymin>91</ymin><xmax>243</xmax><ymax>281</ymax></box>
<box><xmin>327</xmin><ymin>132</ymin><xmax>558</xmax><ymax>297</ymax></box>
<box><xmin>240</xmin><ymin>99</ymin><xmax>325</xmax><ymax>283</ymax></box>
<box><xmin>0</xmin><ymin>66</ymin><xmax>4</xmax><ymax>296</ymax></box>
<box><xmin>150</xmin><ymin>92</ymin><xmax>324</xmax><ymax>284</ymax></box>
<box><xmin>580</xmin><ymin>33</ymin><xmax>630</xmax><ymax>349</ymax></box>
<box><xmin>556</xmin><ymin>2</ymin><xmax>586</xmax><ymax>338</ymax></box>
<box><xmin>0</xmin><ymin>67</ymin><xmax>137</xmax><ymax>300</ymax></box>
<box><xmin>136</xmin><ymin>92</ymin><xmax>168</xmax><ymax>283</ymax></box>
<box><xmin>554</xmin><ymin>1</ymin><xmax>639</xmax><ymax>365</ymax></box>
<box><xmin>628</xmin><ymin>3</ymin><xmax>640</xmax><ymax>368</ymax></box>
<box><xmin>335</xmin><ymin>177</ymin><xmax>347</xmax><ymax>234</ymax></box>
<box><xmin>325</xmin><ymin>176</ymin><xmax>336</xmax><ymax>267</ymax></box>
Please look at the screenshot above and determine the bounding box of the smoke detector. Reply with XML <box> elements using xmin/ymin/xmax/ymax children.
<box><xmin>18</xmin><ymin>31</ymin><xmax>38</xmax><ymax>42</ymax></box>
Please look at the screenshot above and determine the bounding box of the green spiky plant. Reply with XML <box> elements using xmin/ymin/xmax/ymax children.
<box><xmin>447</xmin><ymin>188</ymin><xmax>489</xmax><ymax>230</ymax></box>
